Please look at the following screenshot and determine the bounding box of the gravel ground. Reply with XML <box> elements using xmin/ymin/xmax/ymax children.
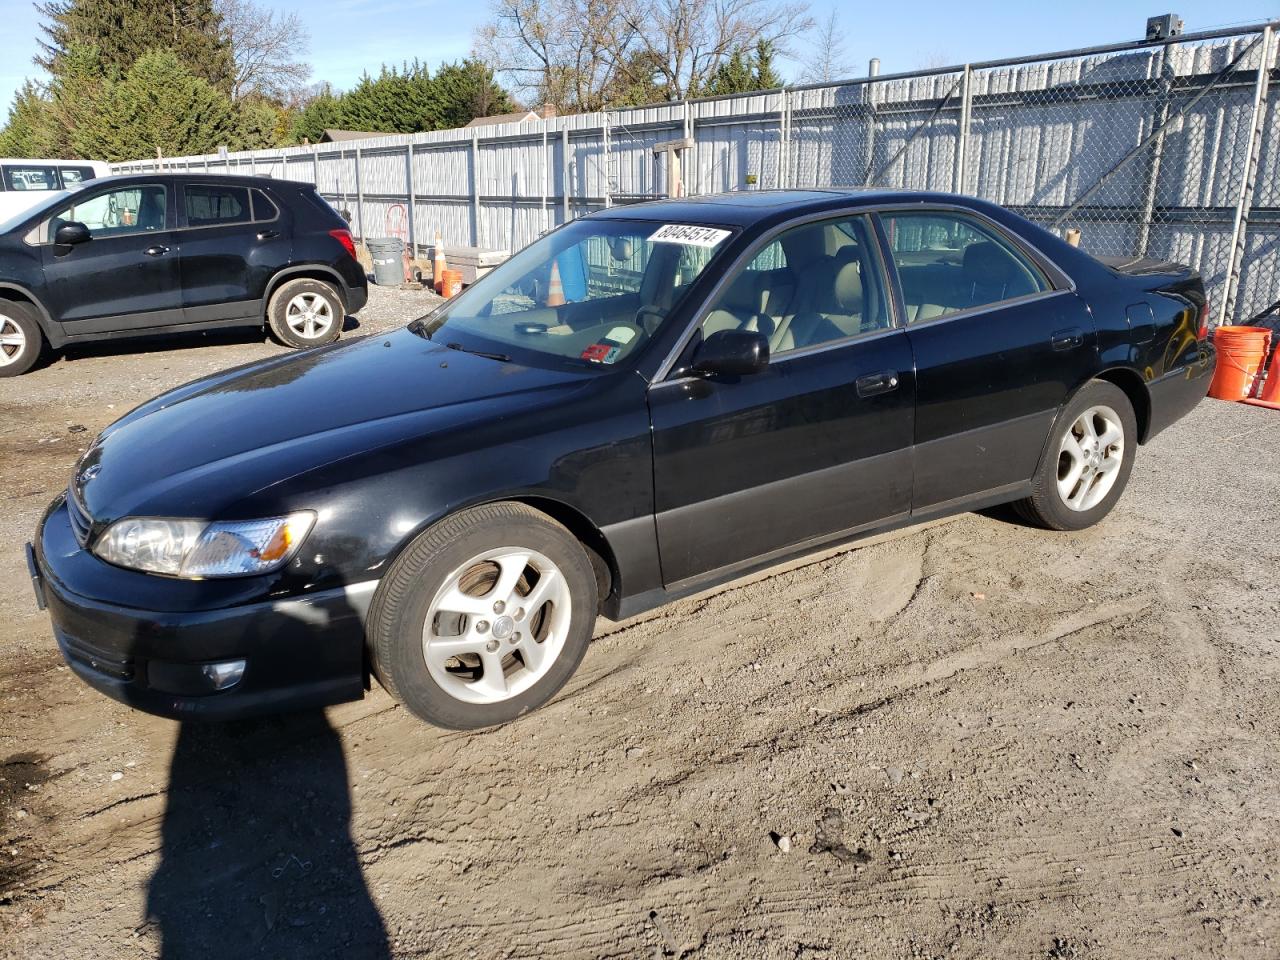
<box><xmin>1</xmin><ymin>286</ymin><xmax>1278</xmax><ymax>959</ymax></box>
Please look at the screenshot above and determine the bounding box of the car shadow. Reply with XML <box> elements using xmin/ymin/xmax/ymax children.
<box><xmin>145</xmin><ymin>712</ymin><xmax>390</xmax><ymax>958</ymax></box>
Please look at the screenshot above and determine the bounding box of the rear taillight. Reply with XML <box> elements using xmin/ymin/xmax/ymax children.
<box><xmin>1197</xmin><ymin>299</ymin><xmax>1209</xmax><ymax>340</ymax></box>
<box><xmin>329</xmin><ymin>228</ymin><xmax>356</xmax><ymax>259</ymax></box>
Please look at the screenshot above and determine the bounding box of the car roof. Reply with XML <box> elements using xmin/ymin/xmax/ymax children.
<box><xmin>588</xmin><ymin>188</ymin><xmax>959</xmax><ymax>228</ymax></box>
<box><xmin>78</xmin><ymin>172</ymin><xmax>297</xmax><ymax>189</ymax></box>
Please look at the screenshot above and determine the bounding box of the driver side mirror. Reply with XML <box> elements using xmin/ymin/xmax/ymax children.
<box><xmin>691</xmin><ymin>328</ymin><xmax>770</xmax><ymax>377</ymax></box>
<box><xmin>54</xmin><ymin>221</ymin><xmax>91</xmax><ymax>246</ymax></box>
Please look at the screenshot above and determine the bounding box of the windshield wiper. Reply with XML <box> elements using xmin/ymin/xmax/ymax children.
<box><xmin>445</xmin><ymin>342</ymin><xmax>512</xmax><ymax>362</ymax></box>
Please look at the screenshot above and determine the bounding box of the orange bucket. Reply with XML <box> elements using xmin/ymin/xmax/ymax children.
<box><xmin>1209</xmin><ymin>325</ymin><xmax>1272</xmax><ymax>401</ymax></box>
<box><xmin>441</xmin><ymin>269</ymin><xmax>463</xmax><ymax>298</ymax></box>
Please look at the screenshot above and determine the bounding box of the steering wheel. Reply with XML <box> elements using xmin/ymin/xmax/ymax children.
<box><xmin>635</xmin><ymin>305</ymin><xmax>668</xmax><ymax>336</ymax></box>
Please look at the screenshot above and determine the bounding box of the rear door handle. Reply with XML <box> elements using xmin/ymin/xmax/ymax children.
<box><xmin>856</xmin><ymin>370</ymin><xmax>900</xmax><ymax>398</ymax></box>
<box><xmin>1051</xmin><ymin>327</ymin><xmax>1084</xmax><ymax>351</ymax></box>
<box><xmin>256</xmin><ymin>230</ymin><xmax>280</xmax><ymax>241</ymax></box>
<box><xmin>143</xmin><ymin>245</ymin><xmax>169</xmax><ymax>257</ymax></box>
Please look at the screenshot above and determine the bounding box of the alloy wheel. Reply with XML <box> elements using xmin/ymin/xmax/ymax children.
<box><xmin>1057</xmin><ymin>404</ymin><xmax>1124</xmax><ymax>512</ymax></box>
<box><xmin>421</xmin><ymin>547</ymin><xmax>572</xmax><ymax>705</ymax></box>
<box><xmin>284</xmin><ymin>293</ymin><xmax>335</xmax><ymax>340</ymax></box>
<box><xmin>0</xmin><ymin>315</ymin><xmax>26</xmax><ymax>367</ymax></box>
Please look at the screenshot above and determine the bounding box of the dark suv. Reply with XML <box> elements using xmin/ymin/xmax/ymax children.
<box><xmin>0</xmin><ymin>173</ymin><xmax>368</xmax><ymax>376</ymax></box>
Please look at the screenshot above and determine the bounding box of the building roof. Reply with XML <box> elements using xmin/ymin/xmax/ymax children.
<box><xmin>319</xmin><ymin>129</ymin><xmax>385</xmax><ymax>143</ymax></box>
<box><xmin>463</xmin><ymin>110</ymin><xmax>542</xmax><ymax>129</ymax></box>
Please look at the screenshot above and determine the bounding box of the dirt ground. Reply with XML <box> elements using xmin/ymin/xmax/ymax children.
<box><xmin>1</xmin><ymin>285</ymin><xmax>1278</xmax><ymax>959</ymax></box>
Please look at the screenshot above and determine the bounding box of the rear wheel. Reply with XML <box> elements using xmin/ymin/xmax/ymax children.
<box><xmin>267</xmin><ymin>278</ymin><xmax>344</xmax><ymax>349</ymax></box>
<box><xmin>0</xmin><ymin>301</ymin><xmax>45</xmax><ymax>377</ymax></box>
<box><xmin>1015</xmin><ymin>380</ymin><xmax>1137</xmax><ymax>531</ymax></box>
<box><xmin>368</xmin><ymin>502</ymin><xmax>598</xmax><ymax>729</ymax></box>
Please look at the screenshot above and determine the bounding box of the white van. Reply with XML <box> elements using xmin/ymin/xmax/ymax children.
<box><xmin>0</xmin><ymin>158</ymin><xmax>111</xmax><ymax>223</ymax></box>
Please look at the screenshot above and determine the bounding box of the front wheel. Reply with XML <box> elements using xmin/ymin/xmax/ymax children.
<box><xmin>367</xmin><ymin>503</ymin><xmax>598</xmax><ymax>729</ymax></box>
<box><xmin>267</xmin><ymin>278</ymin><xmax>344</xmax><ymax>349</ymax></box>
<box><xmin>0</xmin><ymin>301</ymin><xmax>45</xmax><ymax>377</ymax></box>
<box><xmin>1015</xmin><ymin>380</ymin><xmax>1137</xmax><ymax>531</ymax></box>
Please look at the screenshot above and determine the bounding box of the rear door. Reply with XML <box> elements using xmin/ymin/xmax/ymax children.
<box><xmin>877</xmin><ymin>208</ymin><xmax>1097</xmax><ymax>512</ymax></box>
<box><xmin>648</xmin><ymin>214</ymin><xmax>916</xmax><ymax>587</ymax></box>
<box><xmin>177</xmin><ymin>182</ymin><xmax>291</xmax><ymax>325</ymax></box>
<box><xmin>39</xmin><ymin>181</ymin><xmax>184</xmax><ymax>332</ymax></box>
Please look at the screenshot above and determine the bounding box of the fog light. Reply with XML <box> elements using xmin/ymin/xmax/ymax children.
<box><xmin>202</xmin><ymin>659</ymin><xmax>246</xmax><ymax>690</ymax></box>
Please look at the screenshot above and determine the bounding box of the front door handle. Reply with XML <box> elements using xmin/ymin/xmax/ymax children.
<box><xmin>256</xmin><ymin>230</ymin><xmax>280</xmax><ymax>241</ymax></box>
<box><xmin>143</xmin><ymin>245</ymin><xmax>169</xmax><ymax>257</ymax></box>
<box><xmin>1051</xmin><ymin>327</ymin><xmax>1085</xmax><ymax>351</ymax></box>
<box><xmin>856</xmin><ymin>370</ymin><xmax>900</xmax><ymax>398</ymax></box>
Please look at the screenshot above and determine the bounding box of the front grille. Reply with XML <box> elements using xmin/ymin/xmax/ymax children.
<box><xmin>57</xmin><ymin>629</ymin><xmax>135</xmax><ymax>682</ymax></box>
<box><xmin>67</xmin><ymin>490</ymin><xmax>93</xmax><ymax>547</ymax></box>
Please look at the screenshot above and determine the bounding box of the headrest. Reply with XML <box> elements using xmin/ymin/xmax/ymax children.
<box><xmin>963</xmin><ymin>241</ymin><xmax>1020</xmax><ymax>286</ymax></box>
<box><xmin>721</xmin><ymin>271</ymin><xmax>765</xmax><ymax>315</ymax></box>
<box><xmin>821</xmin><ymin>261</ymin><xmax>863</xmax><ymax>314</ymax></box>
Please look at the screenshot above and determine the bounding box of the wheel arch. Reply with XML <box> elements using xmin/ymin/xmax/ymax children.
<box><xmin>1091</xmin><ymin>366</ymin><xmax>1152</xmax><ymax>444</ymax></box>
<box><xmin>0</xmin><ymin>283</ymin><xmax>63</xmax><ymax>347</ymax></box>
<box><xmin>264</xmin><ymin>266</ymin><xmax>350</xmax><ymax>317</ymax></box>
<box><xmin>503</xmin><ymin>495</ymin><xmax>618</xmax><ymax>612</ymax></box>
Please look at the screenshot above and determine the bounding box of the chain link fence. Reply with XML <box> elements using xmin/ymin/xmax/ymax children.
<box><xmin>115</xmin><ymin>21</ymin><xmax>1279</xmax><ymax>326</ymax></box>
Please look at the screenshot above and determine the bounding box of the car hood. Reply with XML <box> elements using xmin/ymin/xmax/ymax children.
<box><xmin>75</xmin><ymin>328</ymin><xmax>597</xmax><ymax>522</ymax></box>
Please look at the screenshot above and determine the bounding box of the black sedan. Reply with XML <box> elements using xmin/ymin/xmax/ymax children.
<box><xmin>29</xmin><ymin>190</ymin><xmax>1215</xmax><ymax>729</ymax></box>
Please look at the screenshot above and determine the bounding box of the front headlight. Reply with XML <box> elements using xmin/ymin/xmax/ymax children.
<box><xmin>93</xmin><ymin>512</ymin><xmax>315</xmax><ymax>578</ymax></box>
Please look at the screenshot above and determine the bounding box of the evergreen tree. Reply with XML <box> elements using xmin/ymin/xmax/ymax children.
<box><xmin>72</xmin><ymin>48</ymin><xmax>239</xmax><ymax>161</ymax></box>
<box><xmin>0</xmin><ymin>82</ymin><xmax>58</xmax><ymax>157</ymax></box>
<box><xmin>433</xmin><ymin>60</ymin><xmax>515</xmax><ymax>128</ymax></box>
<box><xmin>702</xmin><ymin>41</ymin><xmax>785</xmax><ymax>97</ymax></box>
<box><xmin>338</xmin><ymin>61</ymin><xmax>440</xmax><ymax>134</ymax></box>
<box><xmin>754</xmin><ymin>40</ymin><xmax>783</xmax><ymax>90</ymax></box>
<box><xmin>291</xmin><ymin>86</ymin><xmax>342</xmax><ymax>143</ymax></box>
<box><xmin>35</xmin><ymin>0</ymin><xmax>234</xmax><ymax>91</ymax></box>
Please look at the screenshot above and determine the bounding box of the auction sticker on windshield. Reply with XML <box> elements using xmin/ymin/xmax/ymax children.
<box><xmin>649</xmin><ymin>224</ymin><xmax>732</xmax><ymax>247</ymax></box>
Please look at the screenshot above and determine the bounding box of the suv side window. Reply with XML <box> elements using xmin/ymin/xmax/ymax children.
<box><xmin>45</xmin><ymin>184</ymin><xmax>168</xmax><ymax>241</ymax></box>
<box><xmin>184</xmin><ymin>184</ymin><xmax>251</xmax><ymax>227</ymax></box>
<box><xmin>881</xmin><ymin>211</ymin><xmax>1049</xmax><ymax>324</ymax></box>
<box><xmin>699</xmin><ymin>215</ymin><xmax>889</xmax><ymax>356</ymax></box>
<box><xmin>251</xmin><ymin>189</ymin><xmax>279</xmax><ymax>222</ymax></box>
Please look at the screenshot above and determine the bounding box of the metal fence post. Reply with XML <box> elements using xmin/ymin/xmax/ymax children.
<box><xmin>561</xmin><ymin>128</ymin><xmax>571</xmax><ymax>223</ymax></box>
<box><xmin>312</xmin><ymin>148</ymin><xmax>319</xmax><ymax>190</ymax></box>
<box><xmin>777</xmin><ymin>90</ymin><xmax>790</xmax><ymax>189</ymax></box>
<box><xmin>1220</xmin><ymin>25</ymin><xmax>1274</xmax><ymax>327</ymax></box>
<box><xmin>406</xmin><ymin>142</ymin><xmax>417</xmax><ymax>256</ymax></box>
<box><xmin>603</xmin><ymin>113</ymin><xmax>612</xmax><ymax>208</ymax></box>
<box><xmin>954</xmin><ymin>64</ymin><xmax>972</xmax><ymax>195</ymax></box>
<box><xmin>470</xmin><ymin>131</ymin><xmax>481</xmax><ymax>245</ymax></box>
<box><xmin>541</xmin><ymin>128</ymin><xmax>550</xmax><ymax>232</ymax></box>
<box><xmin>354</xmin><ymin>147</ymin><xmax>365</xmax><ymax>242</ymax></box>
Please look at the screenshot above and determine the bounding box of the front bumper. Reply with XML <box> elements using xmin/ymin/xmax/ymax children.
<box><xmin>31</xmin><ymin>498</ymin><xmax>372</xmax><ymax>721</ymax></box>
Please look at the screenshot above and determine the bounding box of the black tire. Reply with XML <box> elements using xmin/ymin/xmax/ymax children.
<box><xmin>0</xmin><ymin>300</ymin><xmax>45</xmax><ymax>377</ymax></box>
<box><xmin>367</xmin><ymin>502</ymin><xmax>598</xmax><ymax>729</ymax></box>
<box><xmin>266</xmin><ymin>278</ymin><xmax>344</xmax><ymax>349</ymax></box>
<box><xmin>1014</xmin><ymin>380</ymin><xmax>1138</xmax><ymax>531</ymax></box>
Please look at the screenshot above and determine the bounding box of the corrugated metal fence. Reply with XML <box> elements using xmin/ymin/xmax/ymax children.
<box><xmin>114</xmin><ymin>21</ymin><xmax>1280</xmax><ymax>326</ymax></box>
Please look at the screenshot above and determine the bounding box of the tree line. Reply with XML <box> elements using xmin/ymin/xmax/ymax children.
<box><xmin>0</xmin><ymin>0</ymin><xmax>857</xmax><ymax>162</ymax></box>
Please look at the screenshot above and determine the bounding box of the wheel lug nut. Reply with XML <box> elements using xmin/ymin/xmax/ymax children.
<box><xmin>493</xmin><ymin>600</ymin><xmax>505</xmax><ymax>614</ymax></box>
<box><xmin>485</xmin><ymin>639</ymin><xmax>499</xmax><ymax>653</ymax></box>
<box><xmin>476</xmin><ymin>620</ymin><xmax>489</xmax><ymax>633</ymax></box>
<box><xmin>514</xmin><ymin>608</ymin><xmax>525</xmax><ymax>621</ymax></box>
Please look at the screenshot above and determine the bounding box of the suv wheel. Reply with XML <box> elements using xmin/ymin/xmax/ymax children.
<box><xmin>0</xmin><ymin>302</ymin><xmax>45</xmax><ymax>377</ymax></box>
<box><xmin>267</xmin><ymin>278</ymin><xmax>344</xmax><ymax>349</ymax></box>
<box><xmin>367</xmin><ymin>502</ymin><xmax>598</xmax><ymax>729</ymax></box>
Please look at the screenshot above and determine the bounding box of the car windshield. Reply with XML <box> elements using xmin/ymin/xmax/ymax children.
<box><xmin>415</xmin><ymin>218</ymin><xmax>735</xmax><ymax>369</ymax></box>
<box><xmin>0</xmin><ymin>188</ymin><xmax>71</xmax><ymax>234</ymax></box>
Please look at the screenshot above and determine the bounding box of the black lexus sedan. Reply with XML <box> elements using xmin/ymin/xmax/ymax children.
<box><xmin>29</xmin><ymin>190</ymin><xmax>1215</xmax><ymax>729</ymax></box>
<box><xmin>0</xmin><ymin>173</ymin><xmax>368</xmax><ymax>376</ymax></box>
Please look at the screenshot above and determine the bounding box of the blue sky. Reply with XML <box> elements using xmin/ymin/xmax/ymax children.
<box><xmin>1</xmin><ymin>0</ymin><xmax>1275</xmax><ymax>115</ymax></box>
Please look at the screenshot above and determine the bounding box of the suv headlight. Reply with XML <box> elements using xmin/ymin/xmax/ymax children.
<box><xmin>93</xmin><ymin>513</ymin><xmax>315</xmax><ymax>578</ymax></box>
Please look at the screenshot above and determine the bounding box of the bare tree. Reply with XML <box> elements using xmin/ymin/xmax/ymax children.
<box><xmin>216</xmin><ymin>0</ymin><xmax>312</xmax><ymax>102</ymax></box>
<box><xmin>619</xmin><ymin>0</ymin><xmax>813</xmax><ymax>100</ymax></box>
<box><xmin>475</xmin><ymin>0</ymin><xmax>636</xmax><ymax>112</ymax></box>
<box><xmin>801</xmin><ymin>10</ymin><xmax>852</xmax><ymax>84</ymax></box>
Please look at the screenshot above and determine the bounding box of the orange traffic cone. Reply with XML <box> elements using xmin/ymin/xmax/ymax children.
<box><xmin>432</xmin><ymin>231</ymin><xmax>447</xmax><ymax>295</ymax></box>
<box><xmin>1243</xmin><ymin>338</ymin><xmax>1280</xmax><ymax>410</ymax></box>
<box><xmin>545</xmin><ymin>259</ymin><xmax>565</xmax><ymax>307</ymax></box>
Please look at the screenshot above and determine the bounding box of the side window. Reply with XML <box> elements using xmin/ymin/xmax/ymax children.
<box><xmin>46</xmin><ymin>185</ymin><xmax>167</xmax><ymax>241</ymax></box>
<box><xmin>881</xmin><ymin>212</ymin><xmax>1049</xmax><ymax>324</ymax></box>
<box><xmin>3</xmin><ymin>165</ymin><xmax>59</xmax><ymax>191</ymax></box>
<box><xmin>184</xmin><ymin>184</ymin><xmax>251</xmax><ymax>227</ymax></box>
<box><xmin>700</xmin><ymin>215</ymin><xmax>889</xmax><ymax>355</ymax></box>
<box><xmin>58</xmin><ymin>167</ymin><xmax>96</xmax><ymax>187</ymax></box>
<box><xmin>251</xmin><ymin>189</ymin><xmax>279</xmax><ymax>222</ymax></box>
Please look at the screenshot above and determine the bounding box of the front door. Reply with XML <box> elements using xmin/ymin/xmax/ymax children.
<box><xmin>39</xmin><ymin>182</ymin><xmax>182</xmax><ymax>334</ymax></box>
<box><xmin>877</xmin><ymin>208</ymin><xmax>1098</xmax><ymax>511</ymax></box>
<box><xmin>648</xmin><ymin>214</ymin><xmax>917</xmax><ymax>588</ymax></box>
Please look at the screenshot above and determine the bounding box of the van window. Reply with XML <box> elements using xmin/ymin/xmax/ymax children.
<box><xmin>184</xmin><ymin>184</ymin><xmax>251</xmax><ymax>226</ymax></box>
<box><xmin>59</xmin><ymin>167</ymin><xmax>97</xmax><ymax>187</ymax></box>
<box><xmin>3</xmin><ymin>165</ymin><xmax>60</xmax><ymax>191</ymax></box>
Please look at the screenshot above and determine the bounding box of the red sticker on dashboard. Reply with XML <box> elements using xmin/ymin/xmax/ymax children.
<box><xmin>581</xmin><ymin>343</ymin><xmax>612</xmax><ymax>362</ymax></box>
